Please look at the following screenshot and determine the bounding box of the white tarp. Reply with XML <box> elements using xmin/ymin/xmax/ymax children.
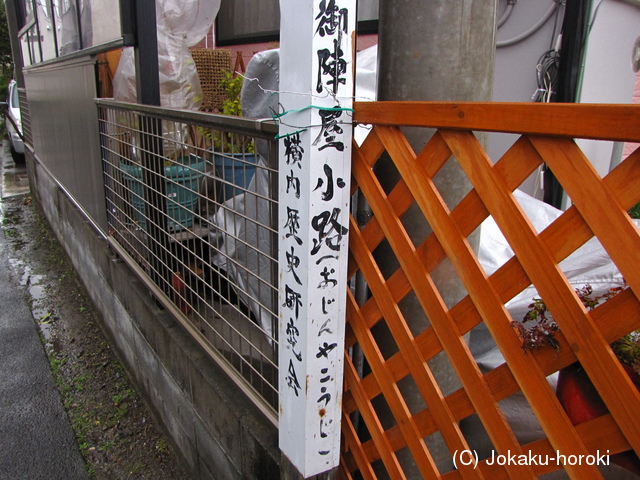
<box><xmin>113</xmin><ymin>0</ymin><xmax>220</xmax><ymax>111</ymax></box>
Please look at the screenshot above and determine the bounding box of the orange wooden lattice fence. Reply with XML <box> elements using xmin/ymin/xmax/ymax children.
<box><xmin>340</xmin><ymin>102</ymin><xmax>640</xmax><ymax>479</ymax></box>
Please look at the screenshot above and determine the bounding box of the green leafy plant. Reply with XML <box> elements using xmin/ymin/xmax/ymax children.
<box><xmin>629</xmin><ymin>202</ymin><xmax>640</xmax><ymax>220</ymax></box>
<box><xmin>214</xmin><ymin>71</ymin><xmax>255</xmax><ymax>154</ymax></box>
<box><xmin>220</xmin><ymin>71</ymin><xmax>243</xmax><ymax>117</ymax></box>
<box><xmin>612</xmin><ymin>329</ymin><xmax>640</xmax><ymax>375</ymax></box>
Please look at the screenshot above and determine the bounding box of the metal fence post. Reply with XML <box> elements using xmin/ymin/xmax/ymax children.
<box><xmin>133</xmin><ymin>0</ymin><xmax>170</xmax><ymax>291</ymax></box>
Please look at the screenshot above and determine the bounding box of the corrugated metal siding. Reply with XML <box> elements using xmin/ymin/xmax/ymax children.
<box><xmin>17</xmin><ymin>88</ymin><xmax>31</xmax><ymax>149</ymax></box>
<box><xmin>23</xmin><ymin>56</ymin><xmax>108</xmax><ymax>232</ymax></box>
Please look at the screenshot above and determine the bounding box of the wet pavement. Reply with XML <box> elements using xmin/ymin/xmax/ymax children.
<box><xmin>0</xmin><ymin>142</ymin><xmax>29</xmax><ymax>199</ymax></box>
<box><xmin>0</xmin><ymin>142</ymin><xmax>88</xmax><ymax>479</ymax></box>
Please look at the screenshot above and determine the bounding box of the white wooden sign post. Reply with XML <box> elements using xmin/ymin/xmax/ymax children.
<box><xmin>278</xmin><ymin>0</ymin><xmax>355</xmax><ymax>476</ymax></box>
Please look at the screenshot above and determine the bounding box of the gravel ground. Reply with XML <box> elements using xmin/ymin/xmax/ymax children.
<box><xmin>1</xmin><ymin>194</ymin><xmax>191</xmax><ymax>479</ymax></box>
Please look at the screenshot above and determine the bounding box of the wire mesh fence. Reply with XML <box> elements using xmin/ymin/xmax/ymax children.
<box><xmin>97</xmin><ymin>100</ymin><xmax>279</xmax><ymax>416</ymax></box>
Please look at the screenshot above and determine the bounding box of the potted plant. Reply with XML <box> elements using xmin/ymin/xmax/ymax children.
<box><xmin>512</xmin><ymin>283</ymin><xmax>640</xmax><ymax>474</ymax></box>
<box><xmin>213</xmin><ymin>71</ymin><xmax>257</xmax><ymax>201</ymax></box>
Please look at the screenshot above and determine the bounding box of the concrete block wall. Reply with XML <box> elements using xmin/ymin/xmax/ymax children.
<box><xmin>26</xmin><ymin>152</ymin><xmax>281</xmax><ymax>479</ymax></box>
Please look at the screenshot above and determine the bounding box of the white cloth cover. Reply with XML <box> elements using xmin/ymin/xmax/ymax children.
<box><xmin>113</xmin><ymin>0</ymin><xmax>220</xmax><ymax>111</ymax></box>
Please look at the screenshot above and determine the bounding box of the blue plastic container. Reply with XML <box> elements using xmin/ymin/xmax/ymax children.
<box><xmin>121</xmin><ymin>154</ymin><xmax>205</xmax><ymax>231</ymax></box>
<box><xmin>214</xmin><ymin>154</ymin><xmax>257</xmax><ymax>200</ymax></box>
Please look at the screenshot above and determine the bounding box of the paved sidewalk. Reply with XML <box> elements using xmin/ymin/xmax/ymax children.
<box><xmin>0</xmin><ymin>140</ymin><xmax>29</xmax><ymax>199</ymax></box>
<box><xmin>0</xmin><ymin>150</ymin><xmax>87</xmax><ymax>478</ymax></box>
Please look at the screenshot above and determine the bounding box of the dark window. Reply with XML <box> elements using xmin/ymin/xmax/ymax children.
<box><xmin>216</xmin><ymin>0</ymin><xmax>378</xmax><ymax>46</ymax></box>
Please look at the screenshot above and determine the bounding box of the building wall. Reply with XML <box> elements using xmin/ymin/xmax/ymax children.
<box><xmin>494</xmin><ymin>0</ymin><xmax>640</xmax><ymax>186</ymax></box>
<box><xmin>576</xmin><ymin>0</ymin><xmax>640</xmax><ymax>175</ymax></box>
<box><xmin>491</xmin><ymin>0</ymin><xmax>567</xmax><ymax>198</ymax></box>
<box><xmin>623</xmin><ymin>71</ymin><xmax>640</xmax><ymax>159</ymax></box>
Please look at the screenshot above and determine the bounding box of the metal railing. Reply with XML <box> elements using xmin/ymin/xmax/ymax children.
<box><xmin>97</xmin><ymin>99</ymin><xmax>279</xmax><ymax>419</ymax></box>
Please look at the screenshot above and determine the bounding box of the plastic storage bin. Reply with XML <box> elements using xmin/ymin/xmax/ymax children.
<box><xmin>214</xmin><ymin>153</ymin><xmax>256</xmax><ymax>201</ymax></box>
<box><xmin>121</xmin><ymin>154</ymin><xmax>206</xmax><ymax>231</ymax></box>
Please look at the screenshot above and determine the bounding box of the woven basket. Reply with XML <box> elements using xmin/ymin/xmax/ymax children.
<box><xmin>190</xmin><ymin>48</ymin><xmax>233</xmax><ymax>112</ymax></box>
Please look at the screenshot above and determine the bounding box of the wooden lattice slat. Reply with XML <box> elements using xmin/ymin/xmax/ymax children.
<box><xmin>341</xmin><ymin>356</ymin><xmax>387</xmax><ymax>480</ymax></box>
<box><xmin>357</xmin><ymin>127</ymin><xmax>537</xmax><ymax>479</ymax></box>
<box><xmin>343</xmin><ymin>331</ymin><xmax>405</xmax><ymax>478</ymax></box>
<box><xmin>355</xmin><ymin>102</ymin><xmax>640</xmax><ymax>142</ymax></box>
<box><xmin>346</xmin><ymin>285</ymin><xmax>441</xmax><ymax>478</ymax></box>
<box><xmin>387</xmin><ymin>126</ymin><xmax>600</xmax><ymax>478</ymax></box>
<box><xmin>343</xmin><ymin>102</ymin><xmax>640</xmax><ymax>479</ymax></box>
<box><xmin>526</xmin><ymin>136</ymin><xmax>640</xmax><ymax>455</ymax></box>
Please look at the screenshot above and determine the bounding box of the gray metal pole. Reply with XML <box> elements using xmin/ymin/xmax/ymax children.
<box><xmin>134</xmin><ymin>0</ymin><xmax>161</xmax><ymax>106</ymax></box>
<box><xmin>133</xmin><ymin>0</ymin><xmax>170</xmax><ymax>293</ymax></box>
<box><xmin>374</xmin><ymin>0</ymin><xmax>496</xmax><ymax>474</ymax></box>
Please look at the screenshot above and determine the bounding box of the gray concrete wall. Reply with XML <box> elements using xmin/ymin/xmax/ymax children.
<box><xmin>25</xmin><ymin>149</ymin><xmax>281</xmax><ymax>480</ymax></box>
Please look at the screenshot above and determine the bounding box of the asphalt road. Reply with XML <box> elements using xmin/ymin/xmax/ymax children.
<box><xmin>0</xmin><ymin>144</ymin><xmax>88</xmax><ymax>479</ymax></box>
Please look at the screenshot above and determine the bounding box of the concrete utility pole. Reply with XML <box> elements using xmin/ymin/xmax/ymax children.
<box><xmin>374</xmin><ymin>0</ymin><xmax>496</xmax><ymax>474</ymax></box>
